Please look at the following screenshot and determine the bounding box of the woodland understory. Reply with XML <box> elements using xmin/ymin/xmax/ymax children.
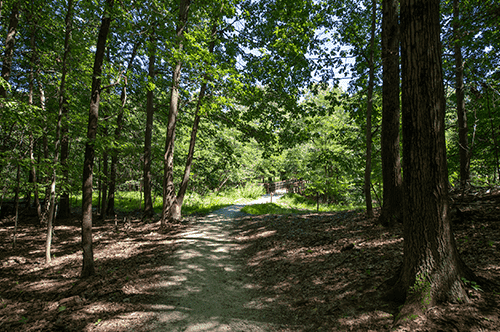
<box><xmin>1</xmin><ymin>187</ymin><xmax>500</xmax><ymax>332</ymax></box>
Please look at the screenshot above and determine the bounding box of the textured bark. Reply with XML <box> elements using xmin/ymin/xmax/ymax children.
<box><xmin>107</xmin><ymin>41</ymin><xmax>139</xmax><ymax>216</ymax></box>
<box><xmin>0</xmin><ymin>1</ymin><xmax>19</xmax><ymax>98</ymax></box>
<box><xmin>162</xmin><ymin>0</ymin><xmax>191</xmax><ymax>226</ymax></box>
<box><xmin>143</xmin><ymin>35</ymin><xmax>156</xmax><ymax>219</ymax></box>
<box><xmin>484</xmin><ymin>86</ymin><xmax>500</xmax><ymax>182</ymax></box>
<box><xmin>59</xmin><ymin>123</ymin><xmax>70</xmax><ymax>217</ymax></box>
<box><xmin>171</xmin><ymin>20</ymin><xmax>218</xmax><ymax>222</ymax></box>
<box><xmin>58</xmin><ymin>0</ymin><xmax>73</xmax><ymax>218</ymax></box>
<box><xmin>364</xmin><ymin>0</ymin><xmax>376</xmax><ymax>218</ymax></box>
<box><xmin>392</xmin><ymin>0</ymin><xmax>475</xmax><ymax>320</ymax></box>
<box><xmin>81</xmin><ymin>0</ymin><xmax>114</xmax><ymax>278</ymax></box>
<box><xmin>100</xmin><ymin>149</ymin><xmax>108</xmax><ymax>219</ymax></box>
<box><xmin>171</xmin><ymin>84</ymin><xmax>205</xmax><ymax>221</ymax></box>
<box><xmin>378</xmin><ymin>0</ymin><xmax>402</xmax><ymax>227</ymax></box>
<box><xmin>454</xmin><ymin>0</ymin><xmax>469</xmax><ymax>186</ymax></box>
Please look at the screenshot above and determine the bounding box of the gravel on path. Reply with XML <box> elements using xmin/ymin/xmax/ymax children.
<box><xmin>205</xmin><ymin>194</ymin><xmax>284</xmax><ymax>220</ymax></box>
<box><xmin>135</xmin><ymin>194</ymin><xmax>295</xmax><ymax>332</ymax></box>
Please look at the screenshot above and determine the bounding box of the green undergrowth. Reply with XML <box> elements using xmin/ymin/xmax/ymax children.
<box><xmin>242</xmin><ymin>193</ymin><xmax>363</xmax><ymax>215</ymax></box>
<box><xmin>241</xmin><ymin>202</ymin><xmax>303</xmax><ymax>215</ymax></box>
<box><xmin>69</xmin><ymin>183</ymin><xmax>266</xmax><ymax>216</ymax></box>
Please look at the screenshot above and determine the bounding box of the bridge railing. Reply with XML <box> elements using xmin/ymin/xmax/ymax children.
<box><xmin>259</xmin><ymin>180</ymin><xmax>308</xmax><ymax>194</ymax></box>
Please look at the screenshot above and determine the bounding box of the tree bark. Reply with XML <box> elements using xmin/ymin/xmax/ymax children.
<box><xmin>46</xmin><ymin>0</ymin><xmax>74</xmax><ymax>262</ymax></box>
<box><xmin>484</xmin><ymin>84</ymin><xmax>500</xmax><ymax>182</ymax></box>
<box><xmin>171</xmin><ymin>19</ymin><xmax>219</xmax><ymax>221</ymax></box>
<box><xmin>454</xmin><ymin>0</ymin><xmax>469</xmax><ymax>187</ymax></box>
<box><xmin>162</xmin><ymin>0</ymin><xmax>191</xmax><ymax>226</ymax></box>
<box><xmin>0</xmin><ymin>1</ymin><xmax>19</xmax><ymax>98</ymax></box>
<box><xmin>101</xmin><ymin>147</ymin><xmax>108</xmax><ymax>219</ymax></box>
<box><xmin>107</xmin><ymin>41</ymin><xmax>139</xmax><ymax>216</ymax></box>
<box><xmin>392</xmin><ymin>0</ymin><xmax>475</xmax><ymax>321</ymax></box>
<box><xmin>12</xmin><ymin>163</ymin><xmax>20</xmax><ymax>249</ymax></box>
<box><xmin>143</xmin><ymin>34</ymin><xmax>156</xmax><ymax>219</ymax></box>
<box><xmin>364</xmin><ymin>0</ymin><xmax>376</xmax><ymax>219</ymax></box>
<box><xmin>81</xmin><ymin>0</ymin><xmax>114</xmax><ymax>278</ymax></box>
<box><xmin>378</xmin><ymin>0</ymin><xmax>402</xmax><ymax>227</ymax></box>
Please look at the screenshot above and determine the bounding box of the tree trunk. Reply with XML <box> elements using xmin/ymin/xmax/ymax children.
<box><xmin>59</xmin><ymin>0</ymin><xmax>73</xmax><ymax>217</ymax></box>
<box><xmin>172</xmin><ymin>20</ymin><xmax>218</xmax><ymax>221</ymax></box>
<box><xmin>101</xmin><ymin>149</ymin><xmax>108</xmax><ymax>219</ymax></box>
<box><xmin>143</xmin><ymin>34</ymin><xmax>156</xmax><ymax>219</ymax></box>
<box><xmin>59</xmin><ymin>121</ymin><xmax>70</xmax><ymax>217</ymax></box>
<box><xmin>107</xmin><ymin>41</ymin><xmax>139</xmax><ymax>216</ymax></box>
<box><xmin>0</xmin><ymin>1</ymin><xmax>19</xmax><ymax>98</ymax></box>
<box><xmin>29</xmin><ymin>135</ymin><xmax>42</xmax><ymax>220</ymax></box>
<box><xmin>81</xmin><ymin>0</ymin><xmax>114</xmax><ymax>278</ymax></box>
<box><xmin>162</xmin><ymin>0</ymin><xmax>191</xmax><ymax>226</ymax></box>
<box><xmin>46</xmin><ymin>0</ymin><xmax>73</xmax><ymax>262</ymax></box>
<box><xmin>378</xmin><ymin>0</ymin><xmax>402</xmax><ymax>227</ymax></box>
<box><xmin>12</xmin><ymin>163</ymin><xmax>20</xmax><ymax>248</ymax></box>
<box><xmin>392</xmin><ymin>0</ymin><xmax>475</xmax><ymax>321</ymax></box>
<box><xmin>364</xmin><ymin>0</ymin><xmax>376</xmax><ymax>219</ymax></box>
<box><xmin>454</xmin><ymin>0</ymin><xmax>469</xmax><ymax>187</ymax></box>
<box><xmin>484</xmin><ymin>84</ymin><xmax>500</xmax><ymax>182</ymax></box>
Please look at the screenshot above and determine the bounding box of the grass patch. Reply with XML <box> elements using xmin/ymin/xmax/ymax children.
<box><xmin>241</xmin><ymin>203</ymin><xmax>302</xmax><ymax>215</ymax></box>
<box><xmin>68</xmin><ymin>183</ymin><xmax>266</xmax><ymax>216</ymax></box>
<box><xmin>242</xmin><ymin>193</ymin><xmax>363</xmax><ymax>215</ymax></box>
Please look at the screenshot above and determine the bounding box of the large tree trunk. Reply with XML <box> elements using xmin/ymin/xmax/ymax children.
<box><xmin>454</xmin><ymin>0</ymin><xmax>469</xmax><ymax>186</ymax></box>
<box><xmin>0</xmin><ymin>1</ymin><xmax>19</xmax><ymax>98</ymax></box>
<box><xmin>162</xmin><ymin>0</ymin><xmax>191</xmax><ymax>226</ymax></box>
<box><xmin>107</xmin><ymin>41</ymin><xmax>139</xmax><ymax>216</ymax></box>
<box><xmin>392</xmin><ymin>0</ymin><xmax>476</xmax><ymax>322</ymax></box>
<box><xmin>363</xmin><ymin>0</ymin><xmax>376</xmax><ymax>219</ymax></box>
<box><xmin>81</xmin><ymin>0</ymin><xmax>114</xmax><ymax>278</ymax></box>
<box><xmin>143</xmin><ymin>34</ymin><xmax>156</xmax><ymax>219</ymax></box>
<box><xmin>378</xmin><ymin>0</ymin><xmax>402</xmax><ymax>227</ymax></box>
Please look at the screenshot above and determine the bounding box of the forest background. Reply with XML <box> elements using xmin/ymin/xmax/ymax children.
<box><xmin>0</xmin><ymin>0</ymin><xmax>499</xmax><ymax>315</ymax></box>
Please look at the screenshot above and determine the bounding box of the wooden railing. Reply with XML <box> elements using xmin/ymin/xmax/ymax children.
<box><xmin>260</xmin><ymin>179</ymin><xmax>308</xmax><ymax>194</ymax></box>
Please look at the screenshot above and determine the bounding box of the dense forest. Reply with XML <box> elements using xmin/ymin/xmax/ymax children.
<box><xmin>1</xmin><ymin>0</ymin><xmax>500</xmax><ymax>330</ymax></box>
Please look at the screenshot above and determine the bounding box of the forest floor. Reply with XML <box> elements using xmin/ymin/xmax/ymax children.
<box><xmin>1</xmin><ymin>189</ymin><xmax>500</xmax><ymax>331</ymax></box>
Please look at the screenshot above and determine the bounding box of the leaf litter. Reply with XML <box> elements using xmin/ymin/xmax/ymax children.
<box><xmin>0</xmin><ymin>189</ymin><xmax>499</xmax><ymax>331</ymax></box>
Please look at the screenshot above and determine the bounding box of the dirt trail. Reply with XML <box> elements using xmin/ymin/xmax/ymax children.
<box><xmin>137</xmin><ymin>195</ymin><xmax>292</xmax><ymax>331</ymax></box>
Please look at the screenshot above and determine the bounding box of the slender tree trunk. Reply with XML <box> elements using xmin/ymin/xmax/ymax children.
<box><xmin>143</xmin><ymin>34</ymin><xmax>156</xmax><ymax>219</ymax></box>
<box><xmin>364</xmin><ymin>0</ymin><xmax>376</xmax><ymax>219</ymax></box>
<box><xmin>37</xmin><ymin>80</ymin><xmax>53</xmax><ymax>222</ymax></box>
<box><xmin>101</xmin><ymin>135</ymin><xmax>108</xmax><ymax>219</ymax></box>
<box><xmin>172</xmin><ymin>86</ymin><xmax>205</xmax><ymax>220</ymax></box>
<box><xmin>29</xmin><ymin>135</ymin><xmax>42</xmax><ymax>219</ymax></box>
<box><xmin>46</xmin><ymin>0</ymin><xmax>73</xmax><ymax>263</ymax></box>
<box><xmin>484</xmin><ymin>84</ymin><xmax>500</xmax><ymax>182</ymax></box>
<box><xmin>171</xmin><ymin>21</ymin><xmax>219</xmax><ymax>221</ymax></box>
<box><xmin>162</xmin><ymin>0</ymin><xmax>191</xmax><ymax>226</ymax></box>
<box><xmin>107</xmin><ymin>42</ymin><xmax>139</xmax><ymax>216</ymax></box>
<box><xmin>0</xmin><ymin>1</ymin><xmax>19</xmax><ymax>98</ymax></box>
<box><xmin>26</xmin><ymin>20</ymin><xmax>43</xmax><ymax>220</ymax></box>
<box><xmin>81</xmin><ymin>0</ymin><xmax>114</xmax><ymax>278</ymax></box>
<box><xmin>59</xmin><ymin>124</ymin><xmax>70</xmax><ymax>217</ymax></box>
<box><xmin>454</xmin><ymin>0</ymin><xmax>469</xmax><ymax>186</ymax></box>
<box><xmin>12</xmin><ymin>163</ymin><xmax>20</xmax><ymax>248</ymax></box>
<box><xmin>390</xmin><ymin>0</ymin><xmax>475</xmax><ymax>322</ymax></box>
<box><xmin>58</xmin><ymin>0</ymin><xmax>73</xmax><ymax>220</ymax></box>
<box><xmin>378</xmin><ymin>0</ymin><xmax>402</xmax><ymax>227</ymax></box>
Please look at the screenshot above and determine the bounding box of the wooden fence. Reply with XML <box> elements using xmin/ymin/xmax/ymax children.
<box><xmin>260</xmin><ymin>179</ymin><xmax>308</xmax><ymax>194</ymax></box>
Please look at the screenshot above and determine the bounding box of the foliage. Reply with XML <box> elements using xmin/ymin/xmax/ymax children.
<box><xmin>242</xmin><ymin>193</ymin><xmax>363</xmax><ymax>215</ymax></box>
